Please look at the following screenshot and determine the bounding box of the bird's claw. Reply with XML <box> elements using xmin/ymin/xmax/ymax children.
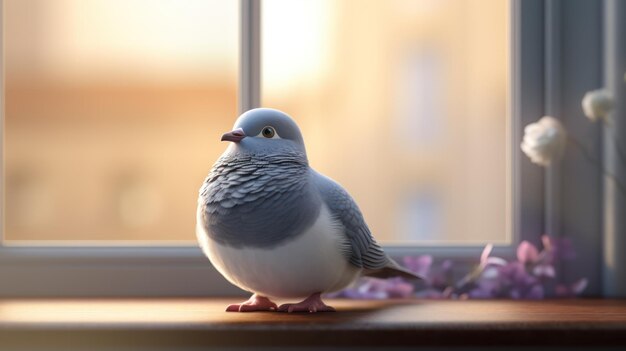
<box><xmin>277</xmin><ymin>292</ymin><xmax>335</xmax><ymax>313</ymax></box>
<box><xmin>226</xmin><ymin>294</ymin><xmax>278</xmax><ymax>312</ymax></box>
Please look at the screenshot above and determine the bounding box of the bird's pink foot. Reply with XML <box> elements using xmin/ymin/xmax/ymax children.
<box><xmin>226</xmin><ymin>294</ymin><xmax>278</xmax><ymax>312</ymax></box>
<box><xmin>278</xmin><ymin>292</ymin><xmax>336</xmax><ymax>313</ymax></box>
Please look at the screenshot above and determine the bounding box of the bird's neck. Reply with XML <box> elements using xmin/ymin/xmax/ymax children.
<box><xmin>225</xmin><ymin>144</ymin><xmax>309</xmax><ymax>165</ymax></box>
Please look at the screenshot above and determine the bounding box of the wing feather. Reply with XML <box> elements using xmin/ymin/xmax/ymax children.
<box><xmin>314</xmin><ymin>172</ymin><xmax>389</xmax><ymax>270</ymax></box>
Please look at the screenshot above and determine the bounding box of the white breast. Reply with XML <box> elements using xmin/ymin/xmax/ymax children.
<box><xmin>196</xmin><ymin>204</ymin><xmax>361</xmax><ymax>299</ymax></box>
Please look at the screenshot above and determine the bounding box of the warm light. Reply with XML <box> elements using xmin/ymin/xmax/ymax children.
<box><xmin>5</xmin><ymin>0</ymin><xmax>510</xmax><ymax>245</ymax></box>
<box><xmin>262</xmin><ymin>0</ymin><xmax>334</xmax><ymax>94</ymax></box>
<box><xmin>8</xmin><ymin>0</ymin><xmax>237</xmax><ymax>84</ymax></box>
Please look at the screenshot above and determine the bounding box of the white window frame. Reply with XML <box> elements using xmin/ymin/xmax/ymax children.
<box><xmin>1</xmin><ymin>0</ymin><xmax>606</xmax><ymax>297</ymax></box>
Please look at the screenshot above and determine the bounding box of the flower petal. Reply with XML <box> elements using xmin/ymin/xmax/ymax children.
<box><xmin>520</xmin><ymin>116</ymin><xmax>566</xmax><ymax>167</ymax></box>
<box><xmin>533</xmin><ymin>264</ymin><xmax>556</xmax><ymax>278</ymax></box>
<box><xmin>480</xmin><ymin>244</ymin><xmax>494</xmax><ymax>265</ymax></box>
<box><xmin>541</xmin><ymin>235</ymin><xmax>552</xmax><ymax>251</ymax></box>
<box><xmin>481</xmin><ymin>266</ymin><xmax>500</xmax><ymax>279</ymax></box>
<box><xmin>517</xmin><ymin>241</ymin><xmax>539</xmax><ymax>264</ymax></box>
<box><xmin>582</xmin><ymin>89</ymin><xmax>613</xmax><ymax>122</ymax></box>
<box><xmin>402</xmin><ymin>255</ymin><xmax>433</xmax><ymax>276</ymax></box>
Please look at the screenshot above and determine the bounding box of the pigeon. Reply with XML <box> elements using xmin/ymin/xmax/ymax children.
<box><xmin>196</xmin><ymin>108</ymin><xmax>420</xmax><ymax>313</ymax></box>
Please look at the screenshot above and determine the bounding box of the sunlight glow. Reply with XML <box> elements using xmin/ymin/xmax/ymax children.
<box><xmin>10</xmin><ymin>0</ymin><xmax>237</xmax><ymax>84</ymax></box>
<box><xmin>262</xmin><ymin>0</ymin><xmax>334</xmax><ymax>94</ymax></box>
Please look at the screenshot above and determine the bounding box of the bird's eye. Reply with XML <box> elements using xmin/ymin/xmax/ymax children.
<box><xmin>261</xmin><ymin>126</ymin><xmax>275</xmax><ymax>138</ymax></box>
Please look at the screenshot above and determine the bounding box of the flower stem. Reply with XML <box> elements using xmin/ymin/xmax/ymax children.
<box><xmin>568</xmin><ymin>137</ymin><xmax>626</xmax><ymax>197</ymax></box>
<box><xmin>602</xmin><ymin>121</ymin><xmax>626</xmax><ymax>169</ymax></box>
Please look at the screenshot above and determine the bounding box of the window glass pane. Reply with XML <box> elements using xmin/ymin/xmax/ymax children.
<box><xmin>4</xmin><ymin>0</ymin><xmax>238</xmax><ymax>242</ymax></box>
<box><xmin>262</xmin><ymin>0</ymin><xmax>510</xmax><ymax>244</ymax></box>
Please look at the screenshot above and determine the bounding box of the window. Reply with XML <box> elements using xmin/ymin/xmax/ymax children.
<box><xmin>4</xmin><ymin>0</ymin><xmax>237</xmax><ymax>243</ymax></box>
<box><xmin>262</xmin><ymin>0</ymin><xmax>510</xmax><ymax>245</ymax></box>
<box><xmin>0</xmin><ymin>0</ymin><xmax>547</xmax><ymax>296</ymax></box>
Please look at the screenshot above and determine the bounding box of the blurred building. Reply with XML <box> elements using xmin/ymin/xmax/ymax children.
<box><xmin>4</xmin><ymin>0</ymin><xmax>508</xmax><ymax>244</ymax></box>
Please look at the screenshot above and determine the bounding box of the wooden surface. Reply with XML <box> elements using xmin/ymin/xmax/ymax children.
<box><xmin>0</xmin><ymin>298</ymin><xmax>625</xmax><ymax>348</ymax></box>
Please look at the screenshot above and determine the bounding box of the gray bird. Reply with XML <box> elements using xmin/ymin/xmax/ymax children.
<box><xmin>197</xmin><ymin>108</ymin><xmax>420</xmax><ymax>313</ymax></box>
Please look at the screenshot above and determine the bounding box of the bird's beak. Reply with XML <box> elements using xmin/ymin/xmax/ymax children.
<box><xmin>221</xmin><ymin>128</ymin><xmax>246</xmax><ymax>143</ymax></box>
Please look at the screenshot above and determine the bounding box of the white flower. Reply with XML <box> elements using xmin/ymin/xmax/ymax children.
<box><xmin>521</xmin><ymin>116</ymin><xmax>566</xmax><ymax>167</ymax></box>
<box><xmin>582</xmin><ymin>89</ymin><xmax>613</xmax><ymax>122</ymax></box>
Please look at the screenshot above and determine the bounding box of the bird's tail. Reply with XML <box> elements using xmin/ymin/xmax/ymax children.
<box><xmin>363</xmin><ymin>258</ymin><xmax>424</xmax><ymax>281</ymax></box>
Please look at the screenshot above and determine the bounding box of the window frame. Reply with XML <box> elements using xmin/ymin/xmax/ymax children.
<box><xmin>0</xmin><ymin>0</ymin><xmax>552</xmax><ymax>297</ymax></box>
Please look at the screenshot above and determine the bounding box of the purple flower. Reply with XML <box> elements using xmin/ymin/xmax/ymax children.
<box><xmin>532</xmin><ymin>264</ymin><xmax>556</xmax><ymax>278</ymax></box>
<box><xmin>333</xmin><ymin>277</ymin><xmax>414</xmax><ymax>299</ymax></box>
<box><xmin>402</xmin><ymin>255</ymin><xmax>454</xmax><ymax>289</ymax></box>
<box><xmin>468</xmin><ymin>277</ymin><xmax>500</xmax><ymax>299</ymax></box>
<box><xmin>430</xmin><ymin>259</ymin><xmax>454</xmax><ymax>289</ymax></box>
<box><xmin>542</xmin><ymin>235</ymin><xmax>576</xmax><ymax>263</ymax></box>
<box><xmin>499</xmin><ymin>262</ymin><xmax>537</xmax><ymax>286</ymax></box>
<box><xmin>380</xmin><ymin>277</ymin><xmax>415</xmax><ymax>298</ymax></box>
<box><xmin>555</xmin><ymin>278</ymin><xmax>588</xmax><ymax>297</ymax></box>
<box><xmin>493</xmin><ymin>261</ymin><xmax>547</xmax><ymax>299</ymax></box>
<box><xmin>509</xmin><ymin>284</ymin><xmax>544</xmax><ymax>299</ymax></box>
<box><xmin>467</xmin><ymin>288</ymin><xmax>494</xmax><ymax>299</ymax></box>
<box><xmin>403</xmin><ymin>255</ymin><xmax>433</xmax><ymax>278</ymax></box>
<box><xmin>333</xmin><ymin>234</ymin><xmax>585</xmax><ymax>300</ymax></box>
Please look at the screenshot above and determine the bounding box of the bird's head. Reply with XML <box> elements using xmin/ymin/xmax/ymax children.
<box><xmin>221</xmin><ymin>108</ymin><xmax>307</xmax><ymax>157</ymax></box>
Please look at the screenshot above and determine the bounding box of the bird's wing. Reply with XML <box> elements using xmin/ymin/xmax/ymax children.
<box><xmin>313</xmin><ymin>172</ymin><xmax>392</xmax><ymax>270</ymax></box>
<box><xmin>313</xmin><ymin>171</ymin><xmax>422</xmax><ymax>281</ymax></box>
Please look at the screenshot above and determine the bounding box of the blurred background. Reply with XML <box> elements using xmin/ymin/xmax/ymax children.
<box><xmin>3</xmin><ymin>0</ymin><xmax>509</xmax><ymax>245</ymax></box>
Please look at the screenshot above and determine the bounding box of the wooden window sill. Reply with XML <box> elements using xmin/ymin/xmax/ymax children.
<box><xmin>0</xmin><ymin>298</ymin><xmax>624</xmax><ymax>349</ymax></box>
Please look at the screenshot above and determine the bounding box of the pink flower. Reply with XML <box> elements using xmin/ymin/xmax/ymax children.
<box><xmin>517</xmin><ymin>240</ymin><xmax>539</xmax><ymax>264</ymax></box>
<box><xmin>403</xmin><ymin>255</ymin><xmax>433</xmax><ymax>277</ymax></box>
<box><xmin>556</xmin><ymin>278</ymin><xmax>588</xmax><ymax>297</ymax></box>
<box><xmin>480</xmin><ymin>244</ymin><xmax>507</xmax><ymax>268</ymax></box>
